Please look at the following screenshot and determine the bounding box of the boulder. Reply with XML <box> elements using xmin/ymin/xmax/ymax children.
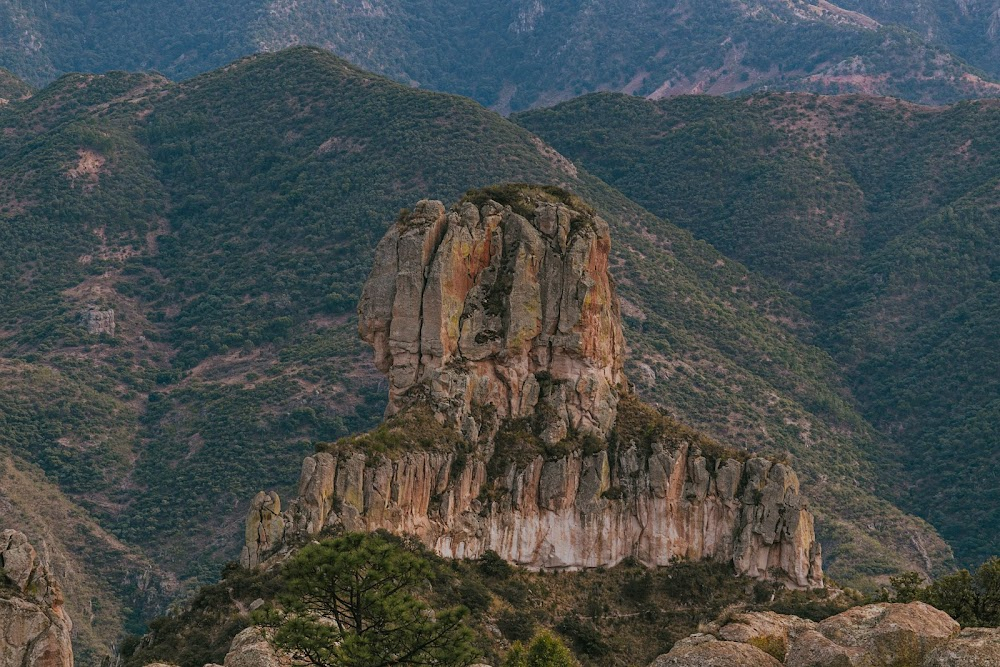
<box><xmin>80</xmin><ymin>308</ymin><xmax>115</xmax><ymax>336</ymax></box>
<box><xmin>786</xmin><ymin>602</ymin><xmax>960</xmax><ymax>667</ymax></box>
<box><xmin>720</xmin><ymin>610</ymin><xmax>818</xmax><ymax>660</ymax></box>
<box><xmin>786</xmin><ymin>629</ymin><xmax>866</xmax><ymax>667</ymax></box>
<box><xmin>651</xmin><ymin>634</ymin><xmax>783</xmax><ymax>666</ymax></box>
<box><xmin>223</xmin><ymin>627</ymin><xmax>289</xmax><ymax>667</ymax></box>
<box><xmin>921</xmin><ymin>628</ymin><xmax>1000</xmax><ymax>667</ymax></box>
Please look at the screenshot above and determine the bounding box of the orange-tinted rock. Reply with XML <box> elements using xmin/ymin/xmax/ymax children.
<box><xmin>0</xmin><ymin>530</ymin><xmax>73</xmax><ymax>667</ymax></box>
<box><xmin>358</xmin><ymin>196</ymin><xmax>626</xmax><ymax>444</ymax></box>
<box><xmin>248</xmin><ymin>189</ymin><xmax>824</xmax><ymax>590</ymax></box>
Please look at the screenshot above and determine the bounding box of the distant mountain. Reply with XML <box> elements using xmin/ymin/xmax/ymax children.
<box><xmin>0</xmin><ymin>48</ymin><xmax>951</xmax><ymax>661</ymax></box>
<box><xmin>518</xmin><ymin>91</ymin><xmax>1000</xmax><ymax>567</ymax></box>
<box><xmin>835</xmin><ymin>0</ymin><xmax>1000</xmax><ymax>77</ymax></box>
<box><xmin>0</xmin><ymin>0</ymin><xmax>998</xmax><ymax>110</ymax></box>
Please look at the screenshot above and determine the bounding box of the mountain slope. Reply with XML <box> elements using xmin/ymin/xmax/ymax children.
<box><xmin>835</xmin><ymin>0</ymin><xmax>1000</xmax><ymax>79</ymax></box>
<box><xmin>0</xmin><ymin>0</ymin><xmax>998</xmax><ymax>110</ymax></box>
<box><xmin>0</xmin><ymin>47</ymin><xmax>952</xmax><ymax>661</ymax></box>
<box><xmin>517</xmin><ymin>91</ymin><xmax>1000</xmax><ymax>566</ymax></box>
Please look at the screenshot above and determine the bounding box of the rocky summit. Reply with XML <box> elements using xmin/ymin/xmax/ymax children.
<box><xmin>357</xmin><ymin>191</ymin><xmax>626</xmax><ymax>446</ymax></box>
<box><xmin>0</xmin><ymin>530</ymin><xmax>73</xmax><ymax>667</ymax></box>
<box><xmin>244</xmin><ymin>187</ymin><xmax>824</xmax><ymax>589</ymax></box>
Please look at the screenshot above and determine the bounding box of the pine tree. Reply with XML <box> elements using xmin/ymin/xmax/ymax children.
<box><xmin>264</xmin><ymin>533</ymin><xmax>478</xmax><ymax>667</ymax></box>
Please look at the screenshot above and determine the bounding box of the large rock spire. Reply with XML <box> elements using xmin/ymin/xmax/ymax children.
<box><xmin>245</xmin><ymin>186</ymin><xmax>824</xmax><ymax>589</ymax></box>
<box><xmin>358</xmin><ymin>188</ymin><xmax>626</xmax><ymax>445</ymax></box>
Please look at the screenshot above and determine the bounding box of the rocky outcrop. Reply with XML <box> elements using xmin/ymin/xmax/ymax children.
<box><xmin>245</xmin><ymin>189</ymin><xmax>823</xmax><ymax>589</ymax></box>
<box><xmin>240</xmin><ymin>491</ymin><xmax>285</xmax><ymax>568</ymax></box>
<box><xmin>669</xmin><ymin>601</ymin><xmax>968</xmax><ymax>667</ymax></box>
<box><xmin>222</xmin><ymin>627</ymin><xmax>289</xmax><ymax>667</ymax></box>
<box><xmin>786</xmin><ymin>602</ymin><xmax>959</xmax><ymax>667</ymax></box>
<box><xmin>265</xmin><ymin>431</ymin><xmax>822</xmax><ymax>586</ymax></box>
<box><xmin>0</xmin><ymin>530</ymin><xmax>73</xmax><ymax>667</ymax></box>
<box><xmin>719</xmin><ymin>611</ymin><xmax>818</xmax><ymax>659</ymax></box>
<box><xmin>80</xmin><ymin>307</ymin><xmax>115</xmax><ymax>336</ymax></box>
<box><xmin>651</xmin><ymin>634</ymin><xmax>782</xmax><ymax>667</ymax></box>
<box><xmin>922</xmin><ymin>628</ymin><xmax>1000</xmax><ymax>667</ymax></box>
<box><xmin>358</xmin><ymin>195</ymin><xmax>625</xmax><ymax>445</ymax></box>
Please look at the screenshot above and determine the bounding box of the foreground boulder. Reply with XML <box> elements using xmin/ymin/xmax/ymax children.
<box><xmin>0</xmin><ymin>530</ymin><xmax>73</xmax><ymax>667</ymax></box>
<box><xmin>222</xmin><ymin>627</ymin><xmax>289</xmax><ymax>667</ymax></box>
<box><xmin>785</xmin><ymin>602</ymin><xmax>960</xmax><ymax>667</ymax></box>
<box><xmin>245</xmin><ymin>188</ymin><xmax>824</xmax><ymax>588</ymax></box>
<box><xmin>720</xmin><ymin>611</ymin><xmax>818</xmax><ymax>660</ymax></box>
<box><xmin>921</xmin><ymin>628</ymin><xmax>1000</xmax><ymax>667</ymax></box>
<box><xmin>651</xmin><ymin>634</ymin><xmax>783</xmax><ymax>667</ymax></box>
<box><xmin>671</xmin><ymin>601</ymin><xmax>971</xmax><ymax>667</ymax></box>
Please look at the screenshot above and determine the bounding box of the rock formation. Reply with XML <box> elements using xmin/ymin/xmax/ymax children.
<box><xmin>244</xmin><ymin>188</ymin><xmax>824</xmax><ymax>589</ymax></box>
<box><xmin>240</xmin><ymin>491</ymin><xmax>285</xmax><ymax>569</ymax></box>
<box><xmin>651</xmin><ymin>634</ymin><xmax>782</xmax><ymax>667</ymax></box>
<box><xmin>222</xmin><ymin>627</ymin><xmax>289</xmax><ymax>667</ymax></box>
<box><xmin>80</xmin><ymin>307</ymin><xmax>115</xmax><ymax>336</ymax></box>
<box><xmin>662</xmin><ymin>602</ymin><xmax>974</xmax><ymax>667</ymax></box>
<box><xmin>357</xmin><ymin>193</ymin><xmax>625</xmax><ymax>445</ymax></box>
<box><xmin>0</xmin><ymin>530</ymin><xmax>74</xmax><ymax>667</ymax></box>
<box><xmin>922</xmin><ymin>628</ymin><xmax>1000</xmax><ymax>667</ymax></box>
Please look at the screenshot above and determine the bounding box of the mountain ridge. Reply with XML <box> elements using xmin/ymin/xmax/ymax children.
<box><xmin>0</xmin><ymin>1</ymin><xmax>998</xmax><ymax>110</ymax></box>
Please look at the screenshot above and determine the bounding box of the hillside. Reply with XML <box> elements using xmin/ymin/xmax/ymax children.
<box><xmin>517</xmin><ymin>91</ymin><xmax>1000</xmax><ymax>567</ymax></box>
<box><xmin>0</xmin><ymin>47</ymin><xmax>954</xmax><ymax>661</ymax></box>
<box><xmin>0</xmin><ymin>0</ymin><xmax>998</xmax><ymax>110</ymax></box>
<box><xmin>835</xmin><ymin>0</ymin><xmax>1000</xmax><ymax>80</ymax></box>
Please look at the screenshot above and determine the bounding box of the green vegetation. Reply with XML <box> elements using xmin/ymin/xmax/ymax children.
<box><xmin>260</xmin><ymin>534</ymin><xmax>478</xmax><ymax>667</ymax></box>
<box><xmin>504</xmin><ymin>633</ymin><xmax>579</xmax><ymax>667</ymax></box>
<box><xmin>124</xmin><ymin>532</ymin><xmax>848</xmax><ymax>667</ymax></box>
<box><xmin>318</xmin><ymin>405</ymin><xmax>468</xmax><ymax>458</ymax></box>
<box><xmin>882</xmin><ymin>558</ymin><xmax>1000</xmax><ymax>627</ymax></box>
<box><xmin>0</xmin><ymin>47</ymin><xmax>970</xmax><ymax>661</ymax></box>
<box><xmin>518</xmin><ymin>91</ymin><xmax>1000</xmax><ymax>568</ymax></box>
<box><xmin>0</xmin><ymin>0</ymin><xmax>996</xmax><ymax>109</ymax></box>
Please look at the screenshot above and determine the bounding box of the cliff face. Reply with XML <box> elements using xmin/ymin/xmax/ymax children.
<box><xmin>358</xmin><ymin>194</ymin><xmax>626</xmax><ymax>445</ymax></box>
<box><xmin>244</xmin><ymin>189</ymin><xmax>823</xmax><ymax>589</ymax></box>
<box><xmin>0</xmin><ymin>530</ymin><xmax>74</xmax><ymax>667</ymax></box>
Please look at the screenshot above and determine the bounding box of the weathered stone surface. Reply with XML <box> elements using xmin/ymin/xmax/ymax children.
<box><xmin>786</xmin><ymin>629</ymin><xmax>863</xmax><ymax>667</ymax></box>
<box><xmin>922</xmin><ymin>628</ymin><xmax>1000</xmax><ymax>667</ymax></box>
<box><xmin>247</xmin><ymin>191</ymin><xmax>824</xmax><ymax>589</ymax></box>
<box><xmin>80</xmin><ymin>307</ymin><xmax>115</xmax><ymax>336</ymax></box>
<box><xmin>0</xmin><ymin>530</ymin><xmax>73</xmax><ymax>667</ymax></box>
<box><xmin>223</xmin><ymin>627</ymin><xmax>289</xmax><ymax>667</ymax></box>
<box><xmin>785</xmin><ymin>602</ymin><xmax>960</xmax><ymax>667</ymax></box>
<box><xmin>240</xmin><ymin>491</ymin><xmax>284</xmax><ymax>568</ymax></box>
<box><xmin>257</xmin><ymin>436</ymin><xmax>823</xmax><ymax>586</ymax></box>
<box><xmin>720</xmin><ymin>610</ymin><xmax>818</xmax><ymax>658</ymax></box>
<box><xmin>650</xmin><ymin>634</ymin><xmax>783</xmax><ymax>666</ymax></box>
<box><xmin>358</xmin><ymin>197</ymin><xmax>626</xmax><ymax>444</ymax></box>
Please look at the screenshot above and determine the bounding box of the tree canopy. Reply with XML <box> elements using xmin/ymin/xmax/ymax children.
<box><xmin>262</xmin><ymin>533</ymin><xmax>479</xmax><ymax>667</ymax></box>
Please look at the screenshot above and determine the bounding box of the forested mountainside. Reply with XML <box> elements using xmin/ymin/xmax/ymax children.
<box><xmin>0</xmin><ymin>47</ymin><xmax>951</xmax><ymax>662</ymax></box>
<box><xmin>835</xmin><ymin>0</ymin><xmax>1000</xmax><ymax>78</ymax></box>
<box><xmin>518</xmin><ymin>91</ymin><xmax>1000</xmax><ymax>568</ymax></box>
<box><xmin>0</xmin><ymin>0</ymin><xmax>998</xmax><ymax>110</ymax></box>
